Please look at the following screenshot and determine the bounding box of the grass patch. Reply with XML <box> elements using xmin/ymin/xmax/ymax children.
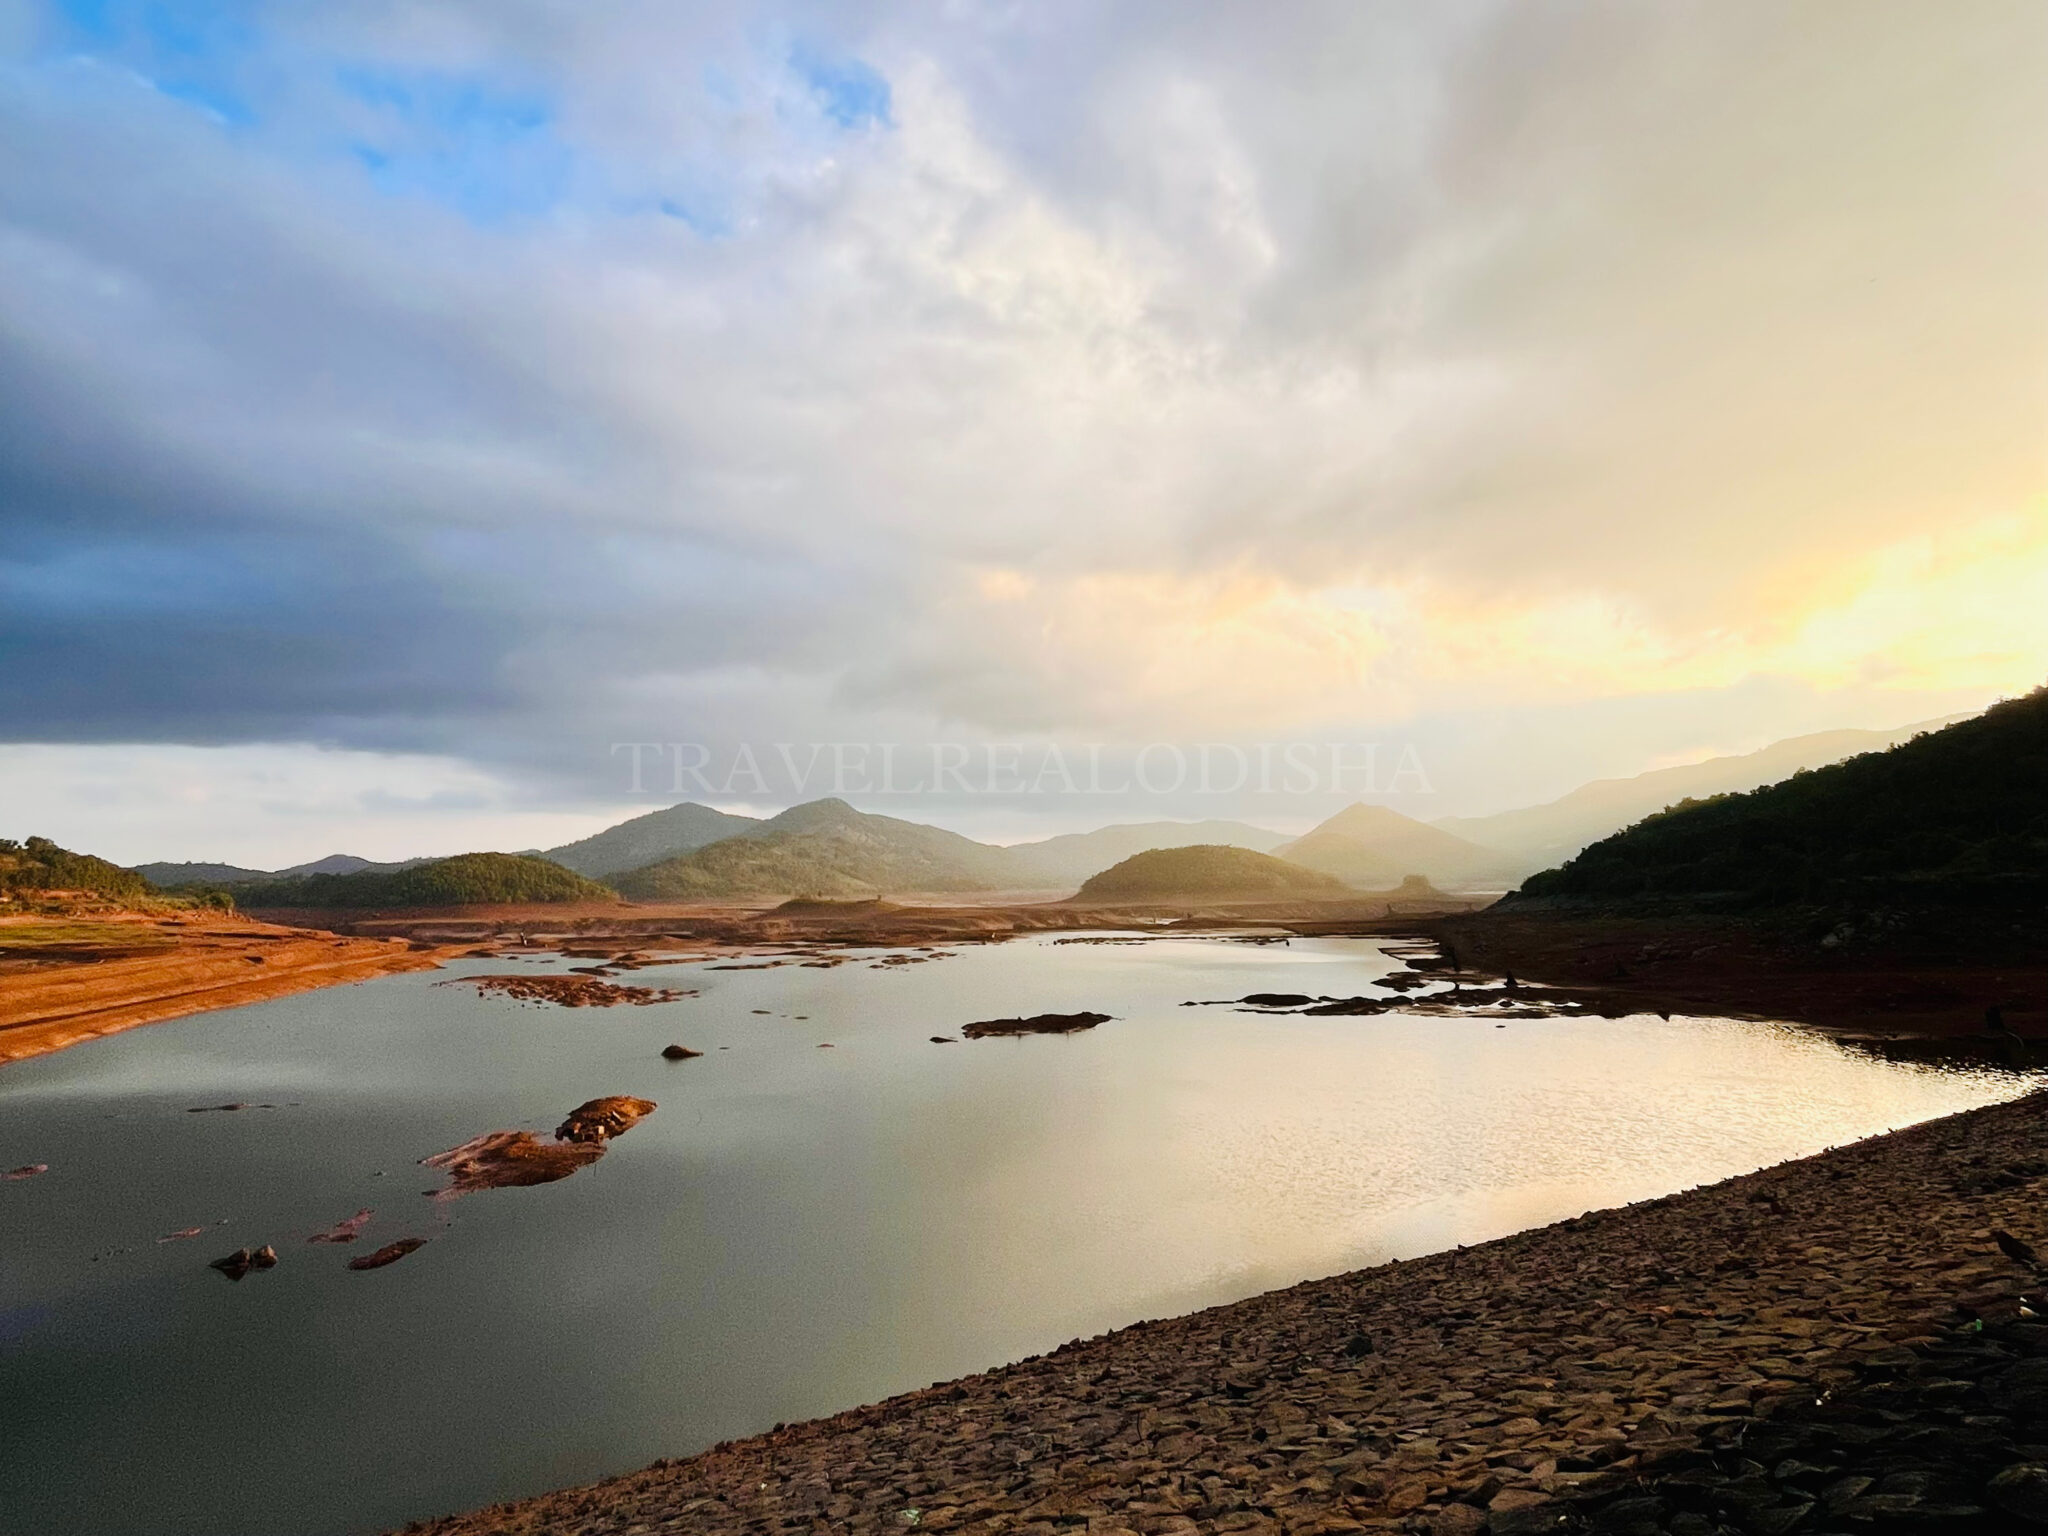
<box><xmin>0</xmin><ymin>921</ymin><xmax>174</xmax><ymax>951</ymax></box>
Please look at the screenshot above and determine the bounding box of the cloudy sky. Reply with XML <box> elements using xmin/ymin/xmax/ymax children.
<box><xmin>3</xmin><ymin>0</ymin><xmax>2044</xmax><ymax>865</ymax></box>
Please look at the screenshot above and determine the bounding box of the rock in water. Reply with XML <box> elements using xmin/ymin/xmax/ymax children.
<box><xmin>422</xmin><ymin>1131</ymin><xmax>607</xmax><ymax>1194</ymax></box>
<box><xmin>3</xmin><ymin>1163</ymin><xmax>48</xmax><ymax>1181</ymax></box>
<box><xmin>960</xmin><ymin>1012</ymin><xmax>1111</xmax><ymax>1039</ymax></box>
<box><xmin>660</xmin><ymin>1044</ymin><xmax>702</xmax><ymax>1060</ymax></box>
<box><xmin>209</xmin><ymin>1247</ymin><xmax>268</xmax><ymax>1280</ymax></box>
<box><xmin>555</xmin><ymin>1095</ymin><xmax>657</xmax><ymax>1143</ymax></box>
<box><xmin>347</xmin><ymin>1237</ymin><xmax>427</xmax><ymax>1271</ymax></box>
<box><xmin>423</xmin><ymin>1096</ymin><xmax>659</xmax><ymax>1195</ymax></box>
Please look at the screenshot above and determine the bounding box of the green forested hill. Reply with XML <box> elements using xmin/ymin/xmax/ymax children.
<box><xmin>1075</xmin><ymin>844</ymin><xmax>1347</xmax><ymax>901</ymax></box>
<box><xmin>541</xmin><ymin>802</ymin><xmax>760</xmax><ymax>878</ymax></box>
<box><xmin>0</xmin><ymin>836</ymin><xmax>152</xmax><ymax>903</ymax></box>
<box><xmin>1518</xmin><ymin>688</ymin><xmax>2048</xmax><ymax>908</ymax></box>
<box><xmin>613</xmin><ymin>799</ymin><xmax>1023</xmax><ymax>899</ymax></box>
<box><xmin>237</xmin><ymin>852</ymin><xmax>615</xmax><ymax>908</ymax></box>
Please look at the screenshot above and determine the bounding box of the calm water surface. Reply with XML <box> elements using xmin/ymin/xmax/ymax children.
<box><xmin>0</xmin><ymin>934</ymin><xmax>2026</xmax><ymax>1535</ymax></box>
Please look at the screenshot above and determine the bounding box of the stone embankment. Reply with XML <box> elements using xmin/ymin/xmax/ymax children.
<box><xmin>400</xmin><ymin>1089</ymin><xmax>2048</xmax><ymax>1536</ymax></box>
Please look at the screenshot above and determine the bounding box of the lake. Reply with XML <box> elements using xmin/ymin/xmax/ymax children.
<box><xmin>0</xmin><ymin>933</ymin><xmax>2026</xmax><ymax>1535</ymax></box>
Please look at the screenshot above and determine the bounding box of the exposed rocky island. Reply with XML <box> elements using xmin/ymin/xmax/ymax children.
<box><xmin>961</xmin><ymin>1011</ymin><xmax>1114</xmax><ymax>1039</ymax></box>
<box><xmin>437</xmin><ymin>973</ymin><xmax>692</xmax><ymax>1008</ymax></box>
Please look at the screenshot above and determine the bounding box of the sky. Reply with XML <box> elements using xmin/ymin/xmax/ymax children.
<box><xmin>2</xmin><ymin>0</ymin><xmax>2044</xmax><ymax>866</ymax></box>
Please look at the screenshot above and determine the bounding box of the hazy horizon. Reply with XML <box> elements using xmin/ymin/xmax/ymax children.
<box><xmin>97</xmin><ymin>704</ymin><xmax>1973</xmax><ymax>870</ymax></box>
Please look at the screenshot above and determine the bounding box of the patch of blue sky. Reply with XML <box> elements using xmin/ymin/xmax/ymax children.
<box><xmin>788</xmin><ymin>42</ymin><xmax>891</xmax><ymax>130</ymax></box>
<box><xmin>657</xmin><ymin>191</ymin><xmax>733</xmax><ymax>239</ymax></box>
<box><xmin>47</xmin><ymin>0</ymin><xmax>117</xmax><ymax>44</ymax></box>
<box><xmin>337</xmin><ymin>64</ymin><xmax>573</xmax><ymax>224</ymax></box>
<box><xmin>151</xmin><ymin>71</ymin><xmax>253</xmax><ymax>124</ymax></box>
<box><xmin>39</xmin><ymin>0</ymin><xmax>259</xmax><ymax>125</ymax></box>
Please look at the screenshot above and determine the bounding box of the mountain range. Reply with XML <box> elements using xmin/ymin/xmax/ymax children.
<box><xmin>134</xmin><ymin>853</ymin><xmax>426</xmax><ymax>888</ymax></box>
<box><xmin>123</xmin><ymin>710</ymin><xmax>1978</xmax><ymax>902</ymax></box>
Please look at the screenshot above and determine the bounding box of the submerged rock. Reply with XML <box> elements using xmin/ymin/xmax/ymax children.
<box><xmin>4</xmin><ymin>1163</ymin><xmax>48</xmax><ymax>1181</ymax></box>
<box><xmin>660</xmin><ymin>1044</ymin><xmax>702</xmax><ymax>1060</ymax></box>
<box><xmin>423</xmin><ymin>1096</ymin><xmax>658</xmax><ymax>1196</ymax></box>
<box><xmin>347</xmin><ymin>1237</ymin><xmax>427</xmax><ymax>1271</ymax></box>
<box><xmin>961</xmin><ymin>1011</ymin><xmax>1111</xmax><ymax>1039</ymax></box>
<box><xmin>422</xmin><ymin>1131</ymin><xmax>607</xmax><ymax>1194</ymax></box>
<box><xmin>307</xmin><ymin>1208</ymin><xmax>374</xmax><ymax>1244</ymax></box>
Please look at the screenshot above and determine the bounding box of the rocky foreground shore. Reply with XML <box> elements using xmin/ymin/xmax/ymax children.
<box><xmin>401</xmin><ymin>1088</ymin><xmax>2048</xmax><ymax>1536</ymax></box>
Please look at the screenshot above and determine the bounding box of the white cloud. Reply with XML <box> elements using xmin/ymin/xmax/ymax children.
<box><xmin>1</xmin><ymin>1</ymin><xmax>2041</xmax><ymax>848</ymax></box>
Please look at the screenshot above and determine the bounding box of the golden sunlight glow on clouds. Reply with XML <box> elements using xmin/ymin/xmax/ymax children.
<box><xmin>1775</xmin><ymin>512</ymin><xmax>2048</xmax><ymax>693</ymax></box>
<box><xmin>964</xmin><ymin>566</ymin><xmax>1393</xmax><ymax>732</ymax></box>
<box><xmin>962</xmin><ymin>508</ymin><xmax>2048</xmax><ymax>738</ymax></box>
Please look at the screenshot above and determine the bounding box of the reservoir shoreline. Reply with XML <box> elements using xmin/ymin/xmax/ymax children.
<box><xmin>399</xmin><ymin>1089</ymin><xmax>2048</xmax><ymax>1536</ymax></box>
<box><xmin>0</xmin><ymin>911</ymin><xmax>445</xmax><ymax>1065</ymax></box>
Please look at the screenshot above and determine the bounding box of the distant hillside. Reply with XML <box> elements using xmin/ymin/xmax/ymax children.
<box><xmin>239</xmin><ymin>852</ymin><xmax>615</xmax><ymax>908</ymax></box>
<box><xmin>614</xmin><ymin>799</ymin><xmax>1021</xmax><ymax>900</ymax></box>
<box><xmin>1518</xmin><ymin>690</ymin><xmax>2047</xmax><ymax>910</ymax></box>
<box><xmin>2</xmin><ymin>836</ymin><xmax>151</xmax><ymax>903</ymax></box>
<box><xmin>1435</xmin><ymin>714</ymin><xmax>1967</xmax><ymax>872</ymax></box>
<box><xmin>1278</xmin><ymin>804</ymin><xmax>1514</xmax><ymax>890</ymax></box>
<box><xmin>1006</xmin><ymin>819</ymin><xmax>1288</xmax><ymax>888</ymax></box>
<box><xmin>542</xmin><ymin>802</ymin><xmax>760</xmax><ymax>878</ymax></box>
<box><xmin>137</xmin><ymin>853</ymin><xmax>425</xmax><ymax>888</ymax></box>
<box><xmin>1075</xmin><ymin>845</ymin><xmax>1346</xmax><ymax>901</ymax></box>
<box><xmin>134</xmin><ymin>860</ymin><xmax>271</xmax><ymax>888</ymax></box>
<box><xmin>276</xmin><ymin>853</ymin><xmax>426</xmax><ymax>878</ymax></box>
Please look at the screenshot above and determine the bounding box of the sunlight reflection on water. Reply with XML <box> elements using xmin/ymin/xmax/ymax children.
<box><xmin>0</xmin><ymin>933</ymin><xmax>2027</xmax><ymax>1536</ymax></box>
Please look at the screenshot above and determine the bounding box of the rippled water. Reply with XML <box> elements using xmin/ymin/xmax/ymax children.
<box><xmin>0</xmin><ymin>934</ymin><xmax>2026</xmax><ymax>1535</ymax></box>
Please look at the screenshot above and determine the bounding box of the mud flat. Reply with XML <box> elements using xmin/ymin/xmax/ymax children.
<box><xmin>244</xmin><ymin>891</ymin><xmax>1493</xmax><ymax>951</ymax></box>
<box><xmin>398</xmin><ymin>1089</ymin><xmax>2048</xmax><ymax>1536</ymax></box>
<box><xmin>0</xmin><ymin>910</ymin><xmax>444</xmax><ymax>1064</ymax></box>
<box><xmin>1413</xmin><ymin>910</ymin><xmax>2048</xmax><ymax>1058</ymax></box>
